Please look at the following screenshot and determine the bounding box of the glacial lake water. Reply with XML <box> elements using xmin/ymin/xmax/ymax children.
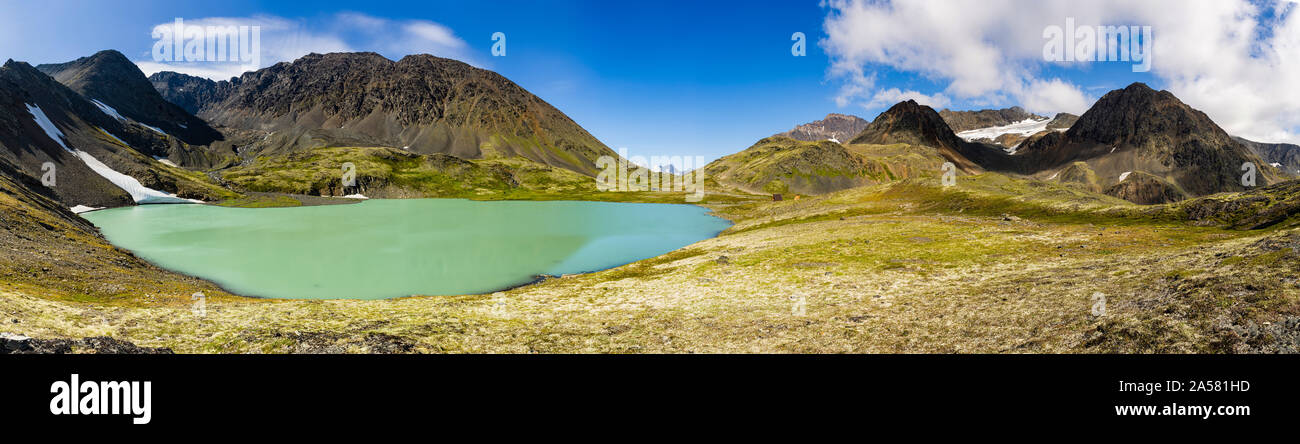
<box><xmin>81</xmin><ymin>199</ymin><xmax>731</xmax><ymax>300</ymax></box>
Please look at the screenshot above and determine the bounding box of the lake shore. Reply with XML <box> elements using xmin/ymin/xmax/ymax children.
<box><xmin>6</xmin><ymin>175</ymin><xmax>1298</xmax><ymax>353</ymax></box>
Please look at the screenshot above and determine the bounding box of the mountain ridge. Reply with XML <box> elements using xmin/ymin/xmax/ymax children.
<box><xmin>1017</xmin><ymin>82</ymin><xmax>1281</xmax><ymax>203</ymax></box>
<box><xmin>938</xmin><ymin>106</ymin><xmax>1046</xmax><ymax>132</ymax></box>
<box><xmin>36</xmin><ymin>50</ymin><xmax>223</xmax><ymax>146</ymax></box>
<box><xmin>851</xmin><ymin>100</ymin><xmax>1014</xmax><ymax>173</ymax></box>
<box><xmin>149</xmin><ymin>52</ymin><xmax>619</xmax><ymax>176</ymax></box>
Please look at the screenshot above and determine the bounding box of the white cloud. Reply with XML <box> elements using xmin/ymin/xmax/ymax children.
<box><xmin>403</xmin><ymin>22</ymin><xmax>467</xmax><ymax>49</ymax></box>
<box><xmin>820</xmin><ymin>0</ymin><xmax>1300</xmax><ymax>143</ymax></box>
<box><xmin>1010</xmin><ymin>78</ymin><xmax>1091</xmax><ymax>115</ymax></box>
<box><xmin>135</xmin><ymin>13</ymin><xmax>475</xmax><ymax>81</ymax></box>
<box><xmin>134</xmin><ymin>61</ymin><xmax>253</xmax><ymax>82</ymax></box>
<box><xmin>868</xmin><ymin>88</ymin><xmax>950</xmax><ymax>109</ymax></box>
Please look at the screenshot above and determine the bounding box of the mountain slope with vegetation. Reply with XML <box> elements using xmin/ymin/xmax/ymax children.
<box><xmin>3</xmin><ymin>50</ymin><xmax>1300</xmax><ymax>355</ymax></box>
<box><xmin>700</xmin><ymin>136</ymin><xmax>945</xmax><ymax>195</ymax></box>
<box><xmin>7</xmin><ymin>173</ymin><xmax>1299</xmax><ymax>353</ymax></box>
<box><xmin>851</xmin><ymin>100</ymin><xmax>1015</xmax><ymax>173</ymax></box>
<box><xmin>150</xmin><ymin>52</ymin><xmax>619</xmax><ymax>177</ymax></box>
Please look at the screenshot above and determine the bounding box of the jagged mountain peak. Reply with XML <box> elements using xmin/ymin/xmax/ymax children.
<box><xmin>36</xmin><ymin>49</ymin><xmax>222</xmax><ymax>145</ymax></box>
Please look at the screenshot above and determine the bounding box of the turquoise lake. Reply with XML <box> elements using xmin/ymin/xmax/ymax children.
<box><xmin>81</xmin><ymin>199</ymin><xmax>731</xmax><ymax>299</ymax></box>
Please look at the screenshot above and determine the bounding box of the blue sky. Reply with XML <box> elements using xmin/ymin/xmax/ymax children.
<box><xmin>2</xmin><ymin>1</ymin><xmax>1295</xmax><ymax>160</ymax></box>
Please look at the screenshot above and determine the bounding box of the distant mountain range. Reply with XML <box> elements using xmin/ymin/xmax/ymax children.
<box><xmin>712</xmin><ymin>82</ymin><xmax>1288</xmax><ymax>204</ymax></box>
<box><xmin>1234</xmin><ymin>136</ymin><xmax>1300</xmax><ymax>177</ymax></box>
<box><xmin>2</xmin><ymin>47</ymin><xmax>1296</xmax><ymax>216</ymax></box>
<box><xmin>1015</xmin><ymin>83</ymin><xmax>1281</xmax><ymax>203</ymax></box>
<box><xmin>0</xmin><ymin>48</ymin><xmax>638</xmax><ymax>217</ymax></box>
<box><xmin>938</xmin><ymin>106</ymin><xmax>1045</xmax><ymax>132</ymax></box>
<box><xmin>776</xmin><ymin>113</ymin><xmax>869</xmax><ymax>142</ymax></box>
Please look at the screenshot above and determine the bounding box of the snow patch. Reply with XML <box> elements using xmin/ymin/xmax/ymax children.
<box><xmin>90</xmin><ymin>99</ymin><xmax>125</xmax><ymax>121</ymax></box>
<box><xmin>26</xmin><ymin>104</ymin><xmax>198</xmax><ymax>205</ymax></box>
<box><xmin>1118</xmin><ymin>171</ymin><xmax>1132</xmax><ymax>182</ymax></box>
<box><xmin>1271</xmin><ymin>162</ymin><xmax>1283</xmax><ymax>168</ymax></box>
<box><xmin>957</xmin><ymin>117</ymin><xmax>1052</xmax><ymax>144</ymax></box>
<box><xmin>72</xmin><ymin>149</ymin><xmax>199</xmax><ymax>204</ymax></box>
<box><xmin>343</xmin><ymin>194</ymin><xmax>369</xmax><ymax>199</ymax></box>
<box><xmin>70</xmin><ymin>205</ymin><xmax>104</xmax><ymax>214</ymax></box>
<box><xmin>1046</xmin><ymin>170</ymin><xmax>1061</xmax><ymax>180</ymax></box>
<box><xmin>139</xmin><ymin>123</ymin><xmax>168</xmax><ymax>137</ymax></box>
<box><xmin>827</xmin><ymin>137</ymin><xmax>840</xmax><ymax>144</ymax></box>
<box><xmin>25</xmin><ymin>104</ymin><xmax>72</xmax><ymax>151</ymax></box>
<box><xmin>97</xmin><ymin>127</ymin><xmax>128</xmax><ymax>146</ymax></box>
<box><xmin>153</xmin><ymin>156</ymin><xmax>179</xmax><ymax>168</ymax></box>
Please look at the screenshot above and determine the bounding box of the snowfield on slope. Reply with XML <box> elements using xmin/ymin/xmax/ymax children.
<box><xmin>956</xmin><ymin>117</ymin><xmax>1052</xmax><ymax>141</ymax></box>
<box><xmin>26</xmin><ymin>104</ymin><xmax>198</xmax><ymax>205</ymax></box>
<box><xmin>956</xmin><ymin>117</ymin><xmax>1062</xmax><ymax>154</ymax></box>
<box><xmin>90</xmin><ymin>99</ymin><xmax>125</xmax><ymax>121</ymax></box>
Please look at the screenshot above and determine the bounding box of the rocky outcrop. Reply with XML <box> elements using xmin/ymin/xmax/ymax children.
<box><xmin>1046</xmin><ymin>113</ymin><xmax>1079</xmax><ymax>130</ymax></box>
<box><xmin>1178</xmin><ymin>180</ymin><xmax>1300</xmax><ymax>229</ymax></box>
<box><xmin>1055</xmin><ymin>161</ymin><xmax>1103</xmax><ymax>193</ymax></box>
<box><xmin>1</xmin><ymin>332</ymin><xmax>173</xmax><ymax>354</ymax></box>
<box><xmin>1234</xmin><ymin>136</ymin><xmax>1300</xmax><ymax>177</ymax></box>
<box><xmin>148</xmin><ymin>71</ymin><xmax>226</xmax><ymax>115</ymax></box>
<box><xmin>1104</xmin><ymin>171</ymin><xmax>1187</xmax><ymax>205</ymax></box>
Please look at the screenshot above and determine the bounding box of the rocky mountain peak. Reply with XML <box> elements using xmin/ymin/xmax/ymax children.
<box><xmin>851</xmin><ymin>100</ymin><xmax>963</xmax><ymax>149</ymax></box>
<box><xmin>36</xmin><ymin>49</ymin><xmax>222</xmax><ymax>145</ymax></box>
<box><xmin>1066</xmin><ymin>82</ymin><xmax>1226</xmax><ymax>146</ymax></box>
<box><xmin>149</xmin><ymin>51</ymin><xmax>617</xmax><ymax>176</ymax></box>
<box><xmin>777</xmin><ymin>113</ymin><xmax>869</xmax><ymax>142</ymax></box>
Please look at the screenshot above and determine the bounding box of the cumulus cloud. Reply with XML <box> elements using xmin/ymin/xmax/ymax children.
<box><xmin>135</xmin><ymin>13</ymin><xmax>474</xmax><ymax>81</ymax></box>
<box><xmin>867</xmin><ymin>88</ymin><xmax>950</xmax><ymax>109</ymax></box>
<box><xmin>820</xmin><ymin>0</ymin><xmax>1300</xmax><ymax>143</ymax></box>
